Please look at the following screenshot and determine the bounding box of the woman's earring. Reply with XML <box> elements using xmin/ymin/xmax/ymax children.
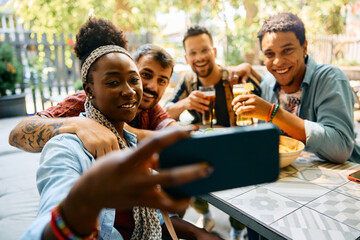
<box><xmin>89</xmin><ymin>96</ymin><xmax>93</xmax><ymax>100</ymax></box>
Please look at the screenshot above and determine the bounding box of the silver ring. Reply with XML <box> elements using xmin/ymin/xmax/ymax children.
<box><xmin>242</xmin><ymin>101</ymin><xmax>246</xmax><ymax>106</ymax></box>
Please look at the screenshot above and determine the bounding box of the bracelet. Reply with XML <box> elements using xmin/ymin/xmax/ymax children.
<box><xmin>50</xmin><ymin>211</ymin><xmax>66</xmax><ymax>240</ymax></box>
<box><xmin>269</xmin><ymin>104</ymin><xmax>279</xmax><ymax>122</ymax></box>
<box><xmin>267</xmin><ymin>104</ymin><xmax>275</xmax><ymax>122</ymax></box>
<box><xmin>51</xmin><ymin>203</ymin><xmax>99</xmax><ymax>240</ymax></box>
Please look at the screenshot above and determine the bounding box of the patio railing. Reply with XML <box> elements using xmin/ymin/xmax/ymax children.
<box><xmin>0</xmin><ymin>13</ymin><xmax>152</xmax><ymax>114</ymax></box>
<box><xmin>308</xmin><ymin>34</ymin><xmax>360</xmax><ymax>65</ymax></box>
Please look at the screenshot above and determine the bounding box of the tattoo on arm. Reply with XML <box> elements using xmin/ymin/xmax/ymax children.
<box><xmin>10</xmin><ymin>118</ymin><xmax>64</xmax><ymax>152</ymax></box>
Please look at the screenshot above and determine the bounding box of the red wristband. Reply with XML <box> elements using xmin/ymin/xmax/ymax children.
<box><xmin>50</xmin><ymin>209</ymin><xmax>67</xmax><ymax>240</ymax></box>
<box><xmin>267</xmin><ymin>104</ymin><xmax>275</xmax><ymax>122</ymax></box>
<box><xmin>51</xmin><ymin>203</ymin><xmax>99</xmax><ymax>240</ymax></box>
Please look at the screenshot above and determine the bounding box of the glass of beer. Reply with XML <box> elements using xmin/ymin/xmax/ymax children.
<box><xmin>232</xmin><ymin>84</ymin><xmax>253</xmax><ymax>126</ymax></box>
<box><xmin>199</xmin><ymin>85</ymin><xmax>216</xmax><ymax>125</ymax></box>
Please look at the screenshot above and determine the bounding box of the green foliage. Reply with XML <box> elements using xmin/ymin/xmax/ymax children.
<box><xmin>255</xmin><ymin>0</ymin><xmax>352</xmax><ymax>36</ymax></box>
<box><xmin>27</xmin><ymin>56</ymin><xmax>45</xmax><ymax>91</ymax></box>
<box><xmin>5</xmin><ymin>0</ymin><xmax>357</xmax><ymax>68</ymax></box>
<box><xmin>301</xmin><ymin>0</ymin><xmax>349</xmax><ymax>35</ymax></box>
<box><xmin>7</xmin><ymin>0</ymin><xmax>162</xmax><ymax>35</ymax></box>
<box><xmin>0</xmin><ymin>43</ymin><xmax>22</xmax><ymax>96</ymax></box>
<box><xmin>73</xmin><ymin>78</ymin><xmax>83</xmax><ymax>91</ymax></box>
<box><xmin>225</xmin><ymin>14</ymin><xmax>260</xmax><ymax>64</ymax></box>
<box><xmin>7</xmin><ymin>0</ymin><xmax>93</xmax><ymax>35</ymax></box>
<box><xmin>6</xmin><ymin>0</ymin><xmax>354</xmax><ymax>36</ymax></box>
<box><xmin>225</xmin><ymin>44</ymin><xmax>243</xmax><ymax>65</ymax></box>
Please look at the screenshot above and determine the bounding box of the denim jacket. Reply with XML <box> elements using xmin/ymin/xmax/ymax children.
<box><xmin>21</xmin><ymin>131</ymin><xmax>166</xmax><ymax>239</ymax></box>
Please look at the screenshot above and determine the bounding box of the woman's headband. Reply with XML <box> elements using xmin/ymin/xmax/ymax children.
<box><xmin>81</xmin><ymin>45</ymin><xmax>134</xmax><ymax>83</ymax></box>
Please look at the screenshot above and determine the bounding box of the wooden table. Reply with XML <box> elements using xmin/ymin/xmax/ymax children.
<box><xmin>202</xmin><ymin>151</ymin><xmax>360</xmax><ymax>240</ymax></box>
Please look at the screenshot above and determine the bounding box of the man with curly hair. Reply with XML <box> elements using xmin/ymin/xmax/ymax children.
<box><xmin>230</xmin><ymin>12</ymin><xmax>360</xmax><ymax>239</ymax></box>
<box><xmin>233</xmin><ymin>12</ymin><xmax>360</xmax><ymax>165</ymax></box>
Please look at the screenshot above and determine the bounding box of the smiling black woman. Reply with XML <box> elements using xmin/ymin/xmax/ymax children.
<box><xmin>20</xmin><ymin>17</ymin><xmax>221</xmax><ymax>240</ymax></box>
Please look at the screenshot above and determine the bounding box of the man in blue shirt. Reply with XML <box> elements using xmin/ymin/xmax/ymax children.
<box><xmin>233</xmin><ymin>12</ymin><xmax>360</xmax><ymax>164</ymax></box>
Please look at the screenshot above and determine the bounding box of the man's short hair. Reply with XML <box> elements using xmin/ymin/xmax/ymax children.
<box><xmin>182</xmin><ymin>25</ymin><xmax>213</xmax><ymax>49</ymax></box>
<box><xmin>257</xmin><ymin>12</ymin><xmax>306</xmax><ymax>50</ymax></box>
<box><xmin>133</xmin><ymin>44</ymin><xmax>175</xmax><ymax>76</ymax></box>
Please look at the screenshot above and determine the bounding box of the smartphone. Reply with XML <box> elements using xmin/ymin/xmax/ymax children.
<box><xmin>348</xmin><ymin>169</ymin><xmax>360</xmax><ymax>183</ymax></box>
<box><xmin>159</xmin><ymin>123</ymin><xmax>280</xmax><ymax>198</ymax></box>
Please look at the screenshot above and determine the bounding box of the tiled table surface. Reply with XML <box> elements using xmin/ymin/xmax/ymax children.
<box><xmin>203</xmin><ymin>151</ymin><xmax>360</xmax><ymax>240</ymax></box>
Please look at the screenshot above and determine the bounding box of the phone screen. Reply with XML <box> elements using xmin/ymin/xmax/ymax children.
<box><xmin>349</xmin><ymin>170</ymin><xmax>360</xmax><ymax>180</ymax></box>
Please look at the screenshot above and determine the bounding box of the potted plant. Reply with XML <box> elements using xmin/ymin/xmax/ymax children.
<box><xmin>0</xmin><ymin>42</ymin><xmax>26</xmax><ymax>118</ymax></box>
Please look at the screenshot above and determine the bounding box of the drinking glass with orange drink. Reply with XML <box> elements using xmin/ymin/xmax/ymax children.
<box><xmin>199</xmin><ymin>85</ymin><xmax>216</xmax><ymax>125</ymax></box>
<box><xmin>232</xmin><ymin>83</ymin><xmax>253</xmax><ymax>126</ymax></box>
